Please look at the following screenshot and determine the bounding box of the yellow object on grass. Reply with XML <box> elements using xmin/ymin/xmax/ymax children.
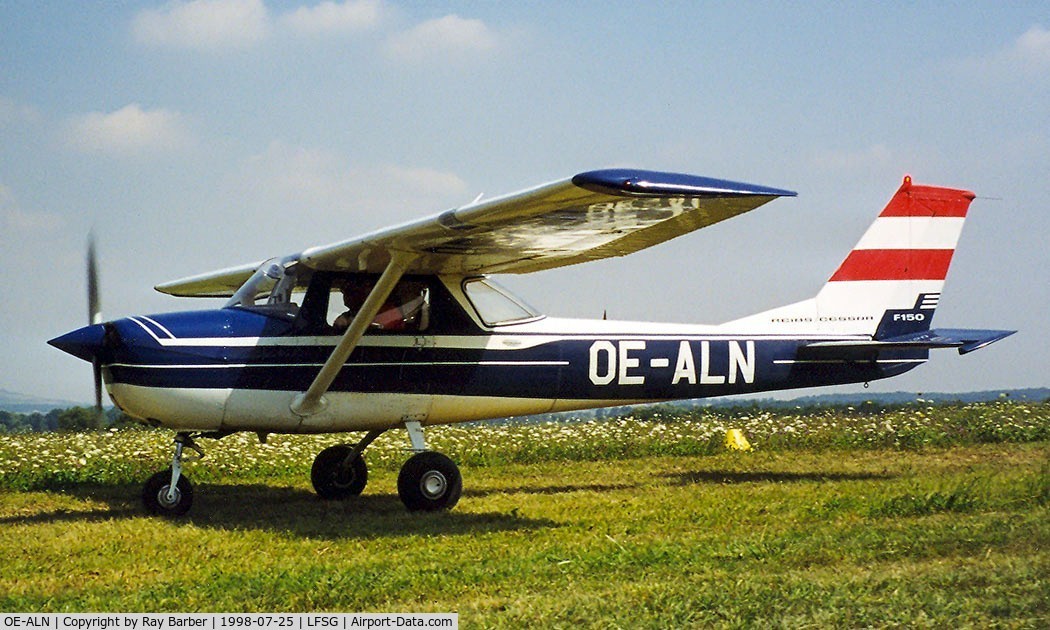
<box><xmin>724</xmin><ymin>428</ymin><xmax>752</xmax><ymax>451</ymax></box>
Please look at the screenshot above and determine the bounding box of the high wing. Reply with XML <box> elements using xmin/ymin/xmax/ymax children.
<box><xmin>157</xmin><ymin>169</ymin><xmax>795</xmax><ymax>297</ymax></box>
<box><xmin>155</xmin><ymin>260</ymin><xmax>265</xmax><ymax>298</ymax></box>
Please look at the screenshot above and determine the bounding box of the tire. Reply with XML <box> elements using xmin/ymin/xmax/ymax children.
<box><xmin>142</xmin><ymin>468</ymin><xmax>193</xmax><ymax>517</ymax></box>
<box><xmin>397</xmin><ymin>451</ymin><xmax>462</xmax><ymax>512</ymax></box>
<box><xmin>311</xmin><ymin>445</ymin><xmax>368</xmax><ymax>500</ymax></box>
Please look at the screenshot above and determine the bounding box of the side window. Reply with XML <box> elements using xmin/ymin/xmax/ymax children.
<box><xmin>327</xmin><ymin>277</ymin><xmax>431</xmax><ymax>334</ymax></box>
<box><xmin>462</xmin><ymin>278</ymin><xmax>541</xmax><ymax>326</ymax></box>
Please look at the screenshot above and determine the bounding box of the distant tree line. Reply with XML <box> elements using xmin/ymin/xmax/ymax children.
<box><xmin>0</xmin><ymin>407</ymin><xmax>139</xmax><ymax>433</ymax></box>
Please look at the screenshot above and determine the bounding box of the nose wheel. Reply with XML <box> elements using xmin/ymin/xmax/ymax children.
<box><xmin>143</xmin><ymin>432</ymin><xmax>201</xmax><ymax>517</ymax></box>
<box><xmin>143</xmin><ymin>468</ymin><xmax>193</xmax><ymax>516</ymax></box>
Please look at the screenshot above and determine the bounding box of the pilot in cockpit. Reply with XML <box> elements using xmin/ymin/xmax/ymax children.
<box><xmin>330</xmin><ymin>279</ymin><xmax>420</xmax><ymax>333</ymax></box>
<box><xmin>330</xmin><ymin>276</ymin><xmax>428</xmax><ymax>334</ymax></box>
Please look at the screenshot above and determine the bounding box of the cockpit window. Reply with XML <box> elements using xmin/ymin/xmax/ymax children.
<box><xmin>462</xmin><ymin>278</ymin><xmax>542</xmax><ymax>326</ymax></box>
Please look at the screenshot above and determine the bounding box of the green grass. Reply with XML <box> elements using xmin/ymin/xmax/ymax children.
<box><xmin>0</xmin><ymin>402</ymin><xmax>1047</xmax><ymax>626</ymax></box>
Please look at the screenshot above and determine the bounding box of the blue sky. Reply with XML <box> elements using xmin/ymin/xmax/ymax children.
<box><xmin>1</xmin><ymin>1</ymin><xmax>1047</xmax><ymax>403</ymax></box>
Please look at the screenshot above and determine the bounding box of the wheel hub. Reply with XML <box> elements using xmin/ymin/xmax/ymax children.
<box><xmin>157</xmin><ymin>485</ymin><xmax>181</xmax><ymax>508</ymax></box>
<box><xmin>333</xmin><ymin>466</ymin><xmax>356</xmax><ymax>489</ymax></box>
<box><xmin>419</xmin><ymin>470</ymin><xmax>448</xmax><ymax>499</ymax></box>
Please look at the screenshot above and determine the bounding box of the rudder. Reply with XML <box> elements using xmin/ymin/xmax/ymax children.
<box><xmin>724</xmin><ymin>176</ymin><xmax>976</xmax><ymax>337</ymax></box>
<box><xmin>815</xmin><ymin>175</ymin><xmax>975</xmax><ymax>336</ymax></box>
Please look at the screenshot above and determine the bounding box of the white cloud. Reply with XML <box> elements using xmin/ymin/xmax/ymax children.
<box><xmin>132</xmin><ymin>1</ymin><xmax>391</xmax><ymax>49</ymax></box>
<box><xmin>132</xmin><ymin>0</ymin><xmax>271</xmax><ymax>51</ymax></box>
<box><xmin>248</xmin><ymin>142</ymin><xmax>348</xmax><ymax>204</ymax></box>
<box><xmin>954</xmin><ymin>24</ymin><xmax>1050</xmax><ymax>79</ymax></box>
<box><xmin>280</xmin><ymin>0</ymin><xmax>383</xmax><ymax>35</ymax></box>
<box><xmin>68</xmin><ymin>104</ymin><xmax>192</xmax><ymax>156</ymax></box>
<box><xmin>0</xmin><ymin>184</ymin><xmax>63</xmax><ymax>232</ymax></box>
<box><xmin>229</xmin><ymin>141</ymin><xmax>468</xmax><ymax>237</ymax></box>
<box><xmin>1003</xmin><ymin>25</ymin><xmax>1050</xmax><ymax>71</ymax></box>
<box><xmin>385</xmin><ymin>14</ymin><xmax>498</xmax><ymax>63</ymax></box>
<box><xmin>380</xmin><ymin>164</ymin><xmax>470</xmax><ymax>198</ymax></box>
<box><xmin>0</xmin><ymin>96</ymin><xmax>41</xmax><ymax>126</ymax></box>
<box><xmin>240</xmin><ymin>141</ymin><xmax>467</xmax><ymax>204</ymax></box>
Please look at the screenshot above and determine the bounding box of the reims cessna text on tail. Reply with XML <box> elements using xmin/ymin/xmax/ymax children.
<box><xmin>49</xmin><ymin>170</ymin><xmax>1014</xmax><ymax>516</ymax></box>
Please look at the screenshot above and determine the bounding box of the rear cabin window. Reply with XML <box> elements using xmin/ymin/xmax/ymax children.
<box><xmin>462</xmin><ymin>278</ymin><xmax>541</xmax><ymax>326</ymax></box>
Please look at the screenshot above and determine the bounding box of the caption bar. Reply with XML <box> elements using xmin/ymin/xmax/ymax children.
<box><xmin>1</xmin><ymin>615</ymin><xmax>457</xmax><ymax>630</ymax></box>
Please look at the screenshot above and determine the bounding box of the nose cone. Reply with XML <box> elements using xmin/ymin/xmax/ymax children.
<box><xmin>48</xmin><ymin>324</ymin><xmax>106</xmax><ymax>363</ymax></box>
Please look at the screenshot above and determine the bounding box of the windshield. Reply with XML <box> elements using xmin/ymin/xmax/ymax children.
<box><xmin>462</xmin><ymin>278</ymin><xmax>542</xmax><ymax>326</ymax></box>
<box><xmin>225</xmin><ymin>258</ymin><xmax>307</xmax><ymax>319</ymax></box>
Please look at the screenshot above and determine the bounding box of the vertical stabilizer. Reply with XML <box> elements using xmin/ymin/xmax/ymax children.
<box><xmin>725</xmin><ymin>176</ymin><xmax>976</xmax><ymax>336</ymax></box>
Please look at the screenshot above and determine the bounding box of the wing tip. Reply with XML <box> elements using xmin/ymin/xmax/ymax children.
<box><xmin>572</xmin><ymin>169</ymin><xmax>797</xmax><ymax>198</ymax></box>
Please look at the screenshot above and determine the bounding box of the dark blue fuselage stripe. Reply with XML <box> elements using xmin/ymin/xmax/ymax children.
<box><xmin>105</xmin><ymin>337</ymin><xmax>924</xmax><ymax>400</ymax></box>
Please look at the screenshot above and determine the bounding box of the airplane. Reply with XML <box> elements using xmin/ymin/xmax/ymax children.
<box><xmin>49</xmin><ymin>169</ymin><xmax>1014</xmax><ymax>516</ymax></box>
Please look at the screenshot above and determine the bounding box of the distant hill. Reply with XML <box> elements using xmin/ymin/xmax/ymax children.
<box><xmin>1</xmin><ymin>387</ymin><xmax>1046</xmax><ymax>416</ymax></box>
<box><xmin>583</xmin><ymin>388</ymin><xmax>1050</xmax><ymax>413</ymax></box>
<box><xmin>0</xmin><ymin>389</ymin><xmax>84</xmax><ymax>414</ymax></box>
<box><xmin>763</xmin><ymin>388</ymin><xmax>1050</xmax><ymax>407</ymax></box>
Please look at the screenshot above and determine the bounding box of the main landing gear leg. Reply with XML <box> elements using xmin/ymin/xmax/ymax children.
<box><xmin>397</xmin><ymin>420</ymin><xmax>462</xmax><ymax>512</ymax></box>
<box><xmin>310</xmin><ymin>422</ymin><xmax>463</xmax><ymax>512</ymax></box>
<box><xmin>311</xmin><ymin>429</ymin><xmax>385</xmax><ymax>500</ymax></box>
<box><xmin>143</xmin><ymin>432</ymin><xmax>202</xmax><ymax>517</ymax></box>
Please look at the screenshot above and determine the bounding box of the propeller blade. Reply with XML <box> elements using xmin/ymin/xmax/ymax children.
<box><xmin>92</xmin><ymin>357</ymin><xmax>103</xmax><ymax>413</ymax></box>
<box><xmin>87</xmin><ymin>234</ymin><xmax>102</xmax><ymax>325</ymax></box>
<box><xmin>88</xmin><ymin>235</ymin><xmax>105</xmax><ymax>418</ymax></box>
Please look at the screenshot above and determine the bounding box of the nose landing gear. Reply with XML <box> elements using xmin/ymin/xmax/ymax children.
<box><xmin>142</xmin><ymin>432</ymin><xmax>203</xmax><ymax>517</ymax></box>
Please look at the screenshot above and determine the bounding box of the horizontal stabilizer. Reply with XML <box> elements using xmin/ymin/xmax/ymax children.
<box><xmin>907</xmin><ymin>328</ymin><xmax>1016</xmax><ymax>354</ymax></box>
<box><xmin>804</xmin><ymin>328</ymin><xmax>1015</xmax><ymax>356</ymax></box>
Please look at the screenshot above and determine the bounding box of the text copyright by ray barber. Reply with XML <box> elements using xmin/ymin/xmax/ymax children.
<box><xmin>1</xmin><ymin>615</ymin><xmax>456</xmax><ymax>630</ymax></box>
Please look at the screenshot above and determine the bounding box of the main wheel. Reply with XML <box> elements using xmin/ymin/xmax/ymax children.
<box><xmin>312</xmin><ymin>445</ymin><xmax>368</xmax><ymax>499</ymax></box>
<box><xmin>143</xmin><ymin>468</ymin><xmax>193</xmax><ymax>517</ymax></box>
<box><xmin>397</xmin><ymin>451</ymin><xmax>462</xmax><ymax>512</ymax></box>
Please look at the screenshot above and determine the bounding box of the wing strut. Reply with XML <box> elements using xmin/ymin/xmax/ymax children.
<box><xmin>290</xmin><ymin>251</ymin><xmax>418</xmax><ymax>417</ymax></box>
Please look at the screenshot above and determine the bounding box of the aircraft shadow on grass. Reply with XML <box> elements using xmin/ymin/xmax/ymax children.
<box><xmin>1</xmin><ymin>483</ymin><xmax>557</xmax><ymax>539</ymax></box>
<box><xmin>2</xmin><ymin>480</ymin><xmax>640</xmax><ymax>534</ymax></box>
<box><xmin>4</xmin><ymin>467</ymin><xmax>897</xmax><ymax>534</ymax></box>
<box><xmin>462</xmin><ymin>482</ymin><xmax>636</xmax><ymax>498</ymax></box>
<box><xmin>664</xmin><ymin>469</ymin><xmax>897</xmax><ymax>486</ymax></box>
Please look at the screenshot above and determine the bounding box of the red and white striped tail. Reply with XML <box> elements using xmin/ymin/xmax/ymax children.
<box><xmin>827</xmin><ymin>176</ymin><xmax>972</xmax><ymax>282</ymax></box>
<box><xmin>813</xmin><ymin>176</ymin><xmax>974</xmax><ymax>333</ymax></box>
<box><xmin>725</xmin><ymin>176</ymin><xmax>975</xmax><ymax>336</ymax></box>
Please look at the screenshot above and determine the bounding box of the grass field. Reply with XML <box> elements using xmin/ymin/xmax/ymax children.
<box><xmin>1</xmin><ymin>401</ymin><xmax>1047</xmax><ymax>626</ymax></box>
